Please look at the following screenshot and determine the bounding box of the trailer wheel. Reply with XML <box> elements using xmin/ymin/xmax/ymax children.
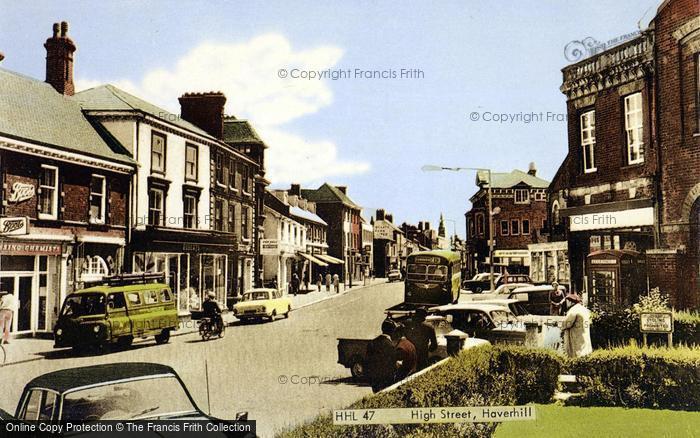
<box><xmin>350</xmin><ymin>356</ymin><xmax>365</xmax><ymax>380</ymax></box>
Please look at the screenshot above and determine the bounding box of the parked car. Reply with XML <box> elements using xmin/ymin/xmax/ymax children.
<box><xmin>337</xmin><ymin>315</ymin><xmax>489</xmax><ymax>380</ymax></box>
<box><xmin>0</xmin><ymin>362</ymin><xmax>248</xmax><ymax>430</ymax></box>
<box><xmin>429</xmin><ymin>302</ymin><xmax>526</xmax><ymax>344</ymax></box>
<box><xmin>462</xmin><ymin>274</ymin><xmax>533</xmax><ymax>293</ymax></box>
<box><xmin>387</xmin><ymin>269</ymin><xmax>402</xmax><ymax>282</ymax></box>
<box><xmin>507</xmin><ymin>285</ymin><xmax>562</xmax><ymax>316</ymax></box>
<box><xmin>233</xmin><ymin>288</ymin><xmax>292</xmax><ymax>322</ymax></box>
<box><xmin>53</xmin><ymin>276</ymin><xmax>178</xmax><ymax>352</ymax></box>
<box><xmin>468</xmin><ymin>298</ymin><xmax>530</xmax><ymax>317</ymax></box>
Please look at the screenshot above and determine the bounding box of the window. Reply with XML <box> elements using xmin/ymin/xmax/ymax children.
<box><xmin>241</xmin><ymin>165</ymin><xmax>250</xmax><ymax>193</ymax></box>
<box><xmin>534</xmin><ymin>192</ymin><xmax>546</xmax><ymax>201</ymax></box>
<box><xmin>580</xmin><ymin>110</ymin><xmax>596</xmax><ymax>172</ymax></box>
<box><xmin>500</xmin><ymin>220</ymin><xmax>509</xmax><ymax>236</ymax></box>
<box><xmin>697</xmin><ymin>55</ymin><xmax>700</xmax><ymax>129</ymax></box>
<box><xmin>624</xmin><ymin>93</ymin><xmax>644</xmax><ymax>164</ymax></box>
<box><xmin>514</xmin><ymin>189</ymin><xmax>529</xmax><ymax>204</ymax></box>
<box><xmin>241</xmin><ymin>206</ymin><xmax>250</xmax><ymax>239</ymax></box>
<box><xmin>107</xmin><ymin>293</ymin><xmax>126</xmax><ymax>310</ymax></box>
<box><xmin>144</xmin><ymin>290</ymin><xmax>159</xmax><ymax>304</ymax></box>
<box><xmin>228</xmin><ymin>157</ymin><xmax>236</xmax><ymax>188</ymax></box>
<box><xmin>183</xmin><ymin>195</ymin><xmax>197</xmax><ymax>229</ymax></box>
<box><xmin>214</xmin><ymin>199</ymin><xmax>224</xmax><ymax>231</ymax></box>
<box><xmin>552</xmin><ymin>202</ymin><xmax>561</xmax><ymax>226</ymax></box>
<box><xmin>469</xmin><ymin>218</ymin><xmax>475</xmax><ymax>237</ymax></box>
<box><xmin>160</xmin><ymin>289</ymin><xmax>172</xmax><ymax>302</ymax></box>
<box><xmin>522</xmin><ymin>219</ymin><xmax>530</xmax><ymax>235</ymax></box>
<box><xmin>476</xmin><ymin>214</ymin><xmax>485</xmax><ymax>235</ymax></box>
<box><xmin>511</xmin><ymin>219</ymin><xmax>520</xmax><ymax>235</ymax></box>
<box><xmin>127</xmin><ymin>292</ymin><xmax>141</xmax><ymax>305</ymax></box>
<box><xmin>215</xmin><ymin>153</ymin><xmax>224</xmax><ymax>185</ymax></box>
<box><xmin>228</xmin><ymin>203</ymin><xmax>235</xmax><ymax>232</ymax></box>
<box><xmin>89</xmin><ymin>175</ymin><xmax>106</xmax><ymax>224</ymax></box>
<box><xmin>148</xmin><ymin>188</ymin><xmax>164</xmax><ymax>226</ymax></box>
<box><xmin>151</xmin><ymin>132</ymin><xmax>166</xmax><ymax>173</ymax></box>
<box><xmin>185</xmin><ymin>144</ymin><xmax>198</xmax><ymax>181</ymax></box>
<box><xmin>38</xmin><ymin>165</ymin><xmax>58</xmax><ymax>220</ymax></box>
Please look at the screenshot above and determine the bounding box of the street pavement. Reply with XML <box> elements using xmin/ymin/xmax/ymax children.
<box><xmin>0</xmin><ymin>280</ymin><xmax>403</xmax><ymax>438</ymax></box>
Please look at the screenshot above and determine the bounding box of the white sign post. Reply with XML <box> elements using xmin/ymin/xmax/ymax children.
<box><xmin>640</xmin><ymin>311</ymin><xmax>673</xmax><ymax>347</ymax></box>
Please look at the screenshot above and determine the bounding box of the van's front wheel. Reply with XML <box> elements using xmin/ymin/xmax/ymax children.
<box><xmin>117</xmin><ymin>336</ymin><xmax>133</xmax><ymax>349</ymax></box>
<box><xmin>155</xmin><ymin>330</ymin><xmax>170</xmax><ymax>344</ymax></box>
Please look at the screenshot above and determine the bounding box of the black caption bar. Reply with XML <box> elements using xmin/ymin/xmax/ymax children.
<box><xmin>0</xmin><ymin>420</ymin><xmax>256</xmax><ymax>437</ymax></box>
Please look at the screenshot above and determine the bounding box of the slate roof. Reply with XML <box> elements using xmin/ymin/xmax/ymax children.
<box><xmin>301</xmin><ymin>183</ymin><xmax>361</xmax><ymax>209</ymax></box>
<box><xmin>74</xmin><ymin>84</ymin><xmax>218</xmax><ymax>141</ymax></box>
<box><xmin>0</xmin><ymin>68</ymin><xmax>134</xmax><ymax>165</ymax></box>
<box><xmin>290</xmin><ymin>206</ymin><xmax>327</xmax><ymax>225</ymax></box>
<box><xmin>223</xmin><ymin>118</ymin><xmax>266</xmax><ymax>146</ymax></box>
<box><xmin>475</xmin><ymin>169</ymin><xmax>550</xmax><ymax>189</ymax></box>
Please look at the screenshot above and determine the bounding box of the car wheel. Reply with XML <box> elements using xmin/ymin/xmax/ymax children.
<box><xmin>117</xmin><ymin>336</ymin><xmax>133</xmax><ymax>349</ymax></box>
<box><xmin>284</xmin><ymin>306</ymin><xmax>291</xmax><ymax>318</ymax></box>
<box><xmin>475</xmin><ymin>287</ymin><xmax>483</xmax><ymax>294</ymax></box>
<box><xmin>269</xmin><ymin>310</ymin><xmax>277</xmax><ymax>322</ymax></box>
<box><xmin>155</xmin><ymin>330</ymin><xmax>170</xmax><ymax>344</ymax></box>
<box><xmin>350</xmin><ymin>356</ymin><xmax>365</xmax><ymax>380</ymax></box>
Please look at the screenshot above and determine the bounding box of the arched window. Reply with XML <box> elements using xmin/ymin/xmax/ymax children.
<box><xmin>552</xmin><ymin>201</ymin><xmax>561</xmax><ymax>226</ymax></box>
<box><xmin>476</xmin><ymin>214</ymin><xmax>485</xmax><ymax>236</ymax></box>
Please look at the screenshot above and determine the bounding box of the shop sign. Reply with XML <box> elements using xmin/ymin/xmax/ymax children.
<box><xmin>0</xmin><ymin>217</ymin><xmax>29</xmax><ymax>235</ymax></box>
<box><xmin>0</xmin><ymin>241</ymin><xmax>62</xmax><ymax>255</ymax></box>
<box><xmin>260</xmin><ymin>239</ymin><xmax>278</xmax><ymax>255</ymax></box>
<box><xmin>640</xmin><ymin>312</ymin><xmax>673</xmax><ymax>333</ymax></box>
<box><xmin>373</xmin><ymin>221</ymin><xmax>394</xmax><ymax>240</ymax></box>
<box><xmin>590</xmin><ymin>259</ymin><xmax>617</xmax><ymax>265</ymax></box>
<box><xmin>7</xmin><ymin>182</ymin><xmax>35</xmax><ymax>204</ymax></box>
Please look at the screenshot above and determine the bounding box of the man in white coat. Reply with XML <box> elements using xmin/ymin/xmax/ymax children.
<box><xmin>561</xmin><ymin>293</ymin><xmax>593</xmax><ymax>358</ymax></box>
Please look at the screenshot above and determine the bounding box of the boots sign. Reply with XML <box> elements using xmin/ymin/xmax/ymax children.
<box><xmin>0</xmin><ymin>217</ymin><xmax>29</xmax><ymax>235</ymax></box>
<box><xmin>8</xmin><ymin>182</ymin><xmax>35</xmax><ymax>203</ymax></box>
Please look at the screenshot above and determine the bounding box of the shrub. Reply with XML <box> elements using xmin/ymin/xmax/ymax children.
<box><xmin>278</xmin><ymin>345</ymin><xmax>563</xmax><ymax>438</ymax></box>
<box><xmin>567</xmin><ymin>345</ymin><xmax>700</xmax><ymax>410</ymax></box>
<box><xmin>591</xmin><ymin>310</ymin><xmax>700</xmax><ymax>348</ymax></box>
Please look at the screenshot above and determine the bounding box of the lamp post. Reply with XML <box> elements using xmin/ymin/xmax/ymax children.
<box><xmin>422</xmin><ymin>165</ymin><xmax>497</xmax><ymax>292</ymax></box>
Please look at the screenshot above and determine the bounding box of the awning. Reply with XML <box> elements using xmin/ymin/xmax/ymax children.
<box><xmin>298</xmin><ymin>252</ymin><xmax>328</xmax><ymax>267</ymax></box>
<box><xmin>316</xmin><ymin>254</ymin><xmax>345</xmax><ymax>265</ymax></box>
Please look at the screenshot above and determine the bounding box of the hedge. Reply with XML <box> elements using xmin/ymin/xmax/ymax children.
<box><xmin>277</xmin><ymin>345</ymin><xmax>563</xmax><ymax>438</ymax></box>
<box><xmin>590</xmin><ymin>310</ymin><xmax>700</xmax><ymax>348</ymax></box>
<box><xmin>567</xmin><ymin>345</ymin><xmax>700</xmax><ymax>410</ymax></box>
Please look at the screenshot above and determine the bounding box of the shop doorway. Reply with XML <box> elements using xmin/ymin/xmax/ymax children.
<box><xmin>0</xmin><ymin>275</ymin><xmax>33</xmax><ymax>333</ymax></box>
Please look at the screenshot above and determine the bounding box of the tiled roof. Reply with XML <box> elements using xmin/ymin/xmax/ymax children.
<box><xmin>290</xmin><ymin>206</ymin><xmax>327</xmax><ymax>225</ymax></box>
<box><xmin>223</xmin><ymin>118</ymin><xmax>265</xmax><ymax>145</ymax></box>
<box><xmin>74</xmin><ymin>85</ymin><xmax>218</xmax><ymax>141</ymax></box>
<box><xmin>0</xmin><ymin>68</ymin><xmax>134</xmax><ymax>165</ymax></box>
<box><xmin>301</xmin><ymin>183</ymin><xmax>360</xmax><ymax>208</ymax></box>
<box><xmin>476</xmin><ymin>169</ymin><xmax>550</xmax><ymax>189</ymax></box>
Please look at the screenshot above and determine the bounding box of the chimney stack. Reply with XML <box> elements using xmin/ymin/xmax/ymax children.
<box><xmin>376</xmin><ymin>209</ymin><xmax>385</xmax><ymax>221</ymax></box>
<box><xmin>336</xmin><ymin>186</ymin><xmax>347</xmax><ymax>195</ymax></box>
<box><xmin>178</xmin><ymin>92</ymin><xmax>227</xmax><ymax>139</ymax></box>
<box><xmin>290</xmin><ymin>184</ymin><xmax>301</xmax><ymax>196</ymax></box>
<box><xmin>386</xmin><ymin>214</ymin><xmax>393</xmax><ymax>223</ymax></box>
<box><xmin>528</xmin><ymin>162</ymin><xmax>537</xmax><ymax>176</ymax></box>
<box><xmin>44</xmin><ymin>21</ymin><xmax>76</xmax><ymax>95</ymax></box>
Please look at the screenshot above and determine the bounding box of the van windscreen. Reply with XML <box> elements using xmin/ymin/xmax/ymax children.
<box><xmin>61</xmin><ymin>294</ymin><xmax>106</xmax><ymax>317</ymax></box>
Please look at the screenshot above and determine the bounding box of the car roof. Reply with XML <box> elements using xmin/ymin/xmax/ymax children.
<box><xmin>69</xmin><ymin>283</ymin><xmax>169</xmax><ymax>294</ymax></box>
<box><xmin>496</xmin><ymin>282</ymin><xmax>532</xmax><ymax>289</ymax></box>
<box><xmin>511</xmin><ymin>285</ymin><xmax>553</xmax><ymax>293</ymax></box>
<box><xmin>431</xmin><ymin>303</ymin><xmax>511</xmax><ymax>312</ymax></box>
<box><xmin>475</xmin><ymin>298</ymin><xmax>520</xmax><ymax>305</ymax></box>
<box><xmin>25</xmin><ymin>362</ymin><xmax>176</xmax><ymax>394</ymax></box>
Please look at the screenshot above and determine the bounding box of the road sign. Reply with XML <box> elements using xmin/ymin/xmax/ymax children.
<box><xmin>640</xmin><ymin>311</ymin><xmax>673</xmax><ymax>347</ymax></box>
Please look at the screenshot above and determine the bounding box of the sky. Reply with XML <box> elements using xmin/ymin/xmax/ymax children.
<box><xmin>0</xmin><ymin>0</ymin><xmax>661</xmax><ymax>237</ymax></box>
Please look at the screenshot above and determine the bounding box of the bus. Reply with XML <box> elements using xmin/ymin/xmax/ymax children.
<box><xmin>404</xmin><ymin>250</ymin><xmax>462</xmax><ymax>305</ymax></box>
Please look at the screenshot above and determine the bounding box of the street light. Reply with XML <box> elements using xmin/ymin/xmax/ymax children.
<box><xmin>422</xmin><ymin>164</ymin><xmax>498</xmax><ymax>292</ymax></box>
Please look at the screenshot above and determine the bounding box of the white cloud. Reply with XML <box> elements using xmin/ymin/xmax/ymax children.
<box><xmin>76</xmin><ymin>33</ymin><xmax>369</xmax><ymax>184</ymax></box>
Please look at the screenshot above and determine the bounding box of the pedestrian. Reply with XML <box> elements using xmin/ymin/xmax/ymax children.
<box><xmin>332</xmin><ymin>273</ymin><xmax>340</xmax><ymax>293</ymax></box>
<box><xmin>366</xmin><ymin>319</ymin><xmax>397</xmax><ymax>393</ymax></box>
<box><xmin>303</xmin><ymin>271</ymin><xmax>310</xmax><ymax>292</ymax></box>
<box><xmin>393</xmin><ymin>324</ymin><xmax>417</xmax><ymax>381</ymax></box>
<box><xmin>563</xmin><ymin>289</ymin><xmax>581</xmax><ymax>313</ymax></box>
<box><xmin>0</xmin><ymin>290</ymin><xmax>17</xmax><ymax>345</ymax></box>
<box><xmin>292</xmin><ymin>273</ymin><xmax>300</xmax><ymax>296</ymax></box>
<box><xmin>549</xmin><ymin>281</ymin><xmax>566</xmax><ymax>316</ymax></box>
<box><xmin>325</xmin><ymin>272</ymin><xmax>332</xmax><ymax>292</ymax></box>
<box><xmin>404</xmin><ymin>308</ymin><xmax>438</xmax><ymax>370</ymax></box>
<box><xmin>316</xmin><ymin>274</ymin><xmax>323</xmax><ymax>292</ymax></box>
<box><xmin>561</xmin><ymin>293</ymin><xmax>593</xmax><ymax>358</ymax></box>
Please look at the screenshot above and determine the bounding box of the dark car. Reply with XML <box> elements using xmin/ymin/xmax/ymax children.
<box><xmin>0</xmin><ymin>362</ymin><xmax>249</xmax><ymax>435</ymax></box>
<box><xmin>462</xmin><ymin>273</ymin><xmax>533</xmax><ymax>293</ymax></box>
<box><xmin>507</xmin><ymin>285</ymin><xmax>560</xmax><ymax>315</ymax></box>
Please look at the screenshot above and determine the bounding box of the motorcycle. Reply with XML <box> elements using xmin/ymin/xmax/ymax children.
<box><xmin>199</xmin><ymin>316</ymin><xmax>225</xmax><ymax>340</ymax></box>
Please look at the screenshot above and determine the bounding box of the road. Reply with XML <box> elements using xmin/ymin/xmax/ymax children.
<box><xmin>0</xmin><ymin>281</ymin><xmax>403</xmax><ymax>437</ymax></box>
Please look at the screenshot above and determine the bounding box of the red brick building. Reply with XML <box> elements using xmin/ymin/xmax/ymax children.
<box><xmin>0</xmin><ymin>22</ymin><xmax>134</xmax><ymax>336</ymax></box>
<box><xmin>465</xmin><ymin>165</ymin><xmax>549</xmax><ymax>277</ymax></box>
<box><xmin>549</xmin><ymin>0</ymin><xmax>699</xmax><ymax>309</ymax></box>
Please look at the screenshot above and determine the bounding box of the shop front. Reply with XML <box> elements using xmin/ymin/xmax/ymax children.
<box><xmin>130</xmin><ymin>229</ymin><xmax>234</xmax><ymax>317</ymax></box>
<box><xmin>492</xmin><ymin>249</ymin><xmax>530</xmax><ymax>275</ymax></box>
<box><xmin>528</xmin><ymin>241</ymin><xmax>570</xmax><ymax>287</ymax></box>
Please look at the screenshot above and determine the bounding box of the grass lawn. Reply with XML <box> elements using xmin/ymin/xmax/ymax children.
<box><xmin>495</xmin><ymin>404</ymin><xmax>700</xmax><ymax>438</ymax></box>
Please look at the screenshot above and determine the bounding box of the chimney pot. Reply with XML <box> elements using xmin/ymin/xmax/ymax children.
<box><xmin>528</xmin><ymin>162</ymin><xmax>537</xmax><ymax>176</ymax></box>
<box><xmin>52</xmin><ymin>23</ymin><xmax>60</xmax><ymax>37</ymax></box>
<box><xmin>290</xmin><ymin>184</ymin><xmax>301</xmax><ymax>196</ymax></box>
<box><xmin>60</xmin><ymin>21</ymin><xmax>68</xmax><ymax>37</ymax></box>
<box><xmin>178</xmin><ymin>92</ymin><xmax>227</xmax><ymax>139</ymax></box>
<box><xmin>45</xmin><ymin>21</ymin><xmax>76</xmax><ymax>96</ymax></box>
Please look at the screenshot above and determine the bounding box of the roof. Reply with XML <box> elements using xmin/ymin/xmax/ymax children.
<box><xmin>430</xmin><ymin>303</ymin><xmax>511</xmax><ymax>312</ymax></box>
<box><xmin>0</xmin><ymin>68</ymin><xmax>134</xmax><ymax>165</ymax></box>
<box><xmin>475</xmin><ymin>169</ymin><xmax>550</xmax><ymax>189</ymax></box>
<box><xmin>290</xmin><ymin>206</ymin><xmax>327</xmax><ymax>225</ymax></box>
<box><xmin>74</xmin><ymin>85</ymin><xmax>217</xmax><ymax>142</ymax></box>
<box><xmin>301</xmin><ymin>183</ymin><xmax>360</xmax><ymax>208</ymax></box>
<box><xmin>223</xmin><ymin>118</ymin><xmax>265</xmax><ymax>146</ymax></box>
<box><xmin>407</xmin><ymin>249</ymin><xmax>461</xmax><ymax>262</ymax></box>
<box><xmin>25</xmin><ymin>362</ymin><xmax>176</xmax><ymax>393</ymax></box>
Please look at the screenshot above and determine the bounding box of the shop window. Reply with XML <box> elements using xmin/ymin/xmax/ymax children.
<box><xmin>580</xmin><ymin>110</ymin><xmax>596</xmax><ymax>173</ymax></box>
<box><xmin>624</xmin><ymin>92</ymin><xmax>644</xmax><ymax>164</ymax></box>
<box><xmin>81</xmin><ymin>255</ymin><xmax>109</xmax><ymax>282</ymax></box>
<box><xmin>38</xmin><ymin>164</ymin><xmax>58</xmax><ymax>220</ymax></box>
<box><xmin>89</xmin><ymin>175</ymin><xmax>106</xmax><ymax>224</ymax></box>
<box><xmin>151</xmin><ymin>132</ymin><xmax>166</xmax><ymax>173</ymax></box>
<box><xmin>148</xmin><ymin>188</ymin><xmax>164</xmax><ymax>226</ymax></box>
<box><xmin>185</xmin><ymin>144</ymin><xmax>198</xmax><ymax>181</ymax></box>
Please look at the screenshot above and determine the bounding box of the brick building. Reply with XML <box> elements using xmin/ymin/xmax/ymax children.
<box><xmin>464</xmin><ymin>165</ymin><xmax>549</xmax><ymax>278</ymax></box>
<box><xmin>301</xmin><ymin>184</ymin><xmax>361</xmax><ymax>283</ymax></box>
<box><xmin>0</xmin><ymin>22</ymin><xmax>134</xmax><ymax>336</ymax></box>
<box><xmin>548</xmin><ymin>0</ymin><xmax>699</xmax><ymax>309</ymax></box>
<box><xmin>373</xmin><ymin>209</ymin><xmax>405</xmax><ymax>277</ymax></box>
